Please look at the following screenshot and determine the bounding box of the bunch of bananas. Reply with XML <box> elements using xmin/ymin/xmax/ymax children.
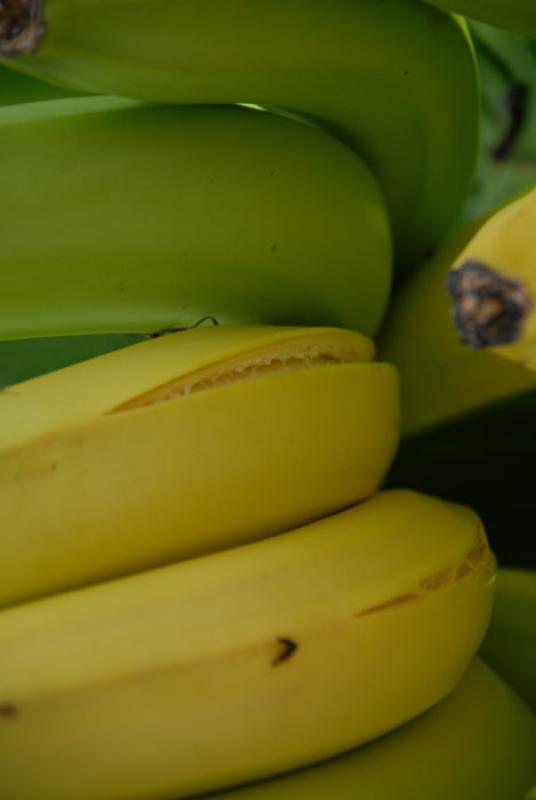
<box><xmin>0</xmin><ymin>1</ymin><xmax>535</xmax><ymax>799</ymax></box>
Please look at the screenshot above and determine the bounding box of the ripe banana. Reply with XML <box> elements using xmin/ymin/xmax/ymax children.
<box><xmin>0</xmin><ymin>324</ymin><xmax>399</xmax><ymax>608</ymax></box>
<box><xmin>202</xmin><ymin>659</ymin><xmax>536</xmax><ymax>800</ymax></box>
<box><xmin>481</xmin><ymin>567</ymin><xmax>536</xmax><ymax>711</ymax></box>
<box><xmin>378</xmin><ymin>191</ymin><xmax>536</xmax><ymax>437</ymax></box>
<box><xmin>0</xmin><ymin>96</ymin><xmax>392</xmax><ymax>340</ymax></box>
<box><xmin>448</xmin><ymin>187</ymin><xmax>536</xmax><ymax>368</ymax></box>
<box><xmin>0</xmin><ymin>0</ymin><xmax>480</xmax><ymax>267</ymax></box>
<box><xmin>0</xmin><ymin>490</ymin><xmax>496</xmax><ymax>800</ymax></box>
<box><xmin>423</xmin><ymin>0</ymin><xmax>536</xmax><ymax>37</ymax></box>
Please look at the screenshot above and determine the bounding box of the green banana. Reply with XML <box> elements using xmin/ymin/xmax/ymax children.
<box><xmin>0</xmin><ymin>96</ymin><xmax>392</xmax><ymax>340</ymax></box>
<box><xmin>424</xmin><ymin>0</ymin><xmax>536</xmax><ymax>37</ymax></box>
<box><xmin>0</xmin><ymin>324</ymin><xmax>399</xmax><ymax>607</ymax></box>
<box><xmin>378</xmin><ymin>191</ymin><xmax>536</xmax><ymax>438</ymax></box>
<box><xmin>202</xmin><ymin>659</ymin><xmax>536</xmax><ymax>800</ymax></box>
<box><xmin>0</xmin><ymin>61</ymin><xmax>83</xmax><ymax>104</ymax></box>
<box><xmin>0</xmin><ymin>490</ymin><xmax>496</xmax><ymax>800</ymax></box>
<box><xmin>0</xmin><ymin>0</ymin><xmax>480</xmax><ymax>267</ymax></box>
<box><xmin>481</xmin><ymin>568</ymin><xmax>536</xmax><ymax>711</ymax></box>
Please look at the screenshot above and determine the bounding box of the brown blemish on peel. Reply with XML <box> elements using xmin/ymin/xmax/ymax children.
<box><xmin>272</xmin><ymin>637</ymin><xmax>298</xmax><ymax>666</ymax></box>
<box><xmin>0</xmin><ymin>703</ymin><xmax>18</xmax><ymax>719</ymax></box>
<box><xmin>0</xmin><ymin>0</ymin><xmax>45</xmax><ymax>55</ymax></box>
<box><xmin>447</xmin><ymin>260</ymin><xmax>532</xmax><ymax>349</ymax></box>
<box><xmin>420</xmin><ymin>567</ymin><xmax>453</xmax><ymax>591</ymax></box>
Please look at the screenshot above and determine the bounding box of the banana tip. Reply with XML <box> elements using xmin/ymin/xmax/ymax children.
<box><xmin>0</xmin><ymin>0</ymin><xmax>44</xmax><ymax>56</ymax></box>
<box><xmin>446</xmin><ymin>259</ymin><xmax>532</xmax><ymax>349</ymax></box>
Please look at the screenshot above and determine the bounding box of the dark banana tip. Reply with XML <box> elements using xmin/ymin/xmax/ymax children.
<box><xmin>0</xmin><ymin>0</ymin><xmax>44</xmax><ymax>56</ymax></box>
<box><xmin>446</xmin><ymin>259</ymin><xmax>532</xmax><ymax>349</ymax></box>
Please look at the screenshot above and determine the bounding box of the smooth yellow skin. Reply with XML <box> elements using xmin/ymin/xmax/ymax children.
<box><xmin>452</xmin><ymin>188</ymin><xmax>536</xmax><ymax>370</ymax></box>
<box><xmin>0</xmin><ymin>325</ymin><xmax>399</xmax><ymax>607</ymax></box>
<box><xmin>481</xmin><ymin>568</ymin><xmax>536</xmax><ymax>712</ymax></box>
<box><xmin>378</xmin><ymin>207</ymin><xmax>536</xmax><ymax>437</ymax></box>
<box><xmin>206</xmin><ymin>659</ymin><xmax>536</xmax><ymax>800</ymax></box>
<box><xmin>0</xmin><ymin>490</ymin><xmax>496</xmax><ymax>800</ymax></box>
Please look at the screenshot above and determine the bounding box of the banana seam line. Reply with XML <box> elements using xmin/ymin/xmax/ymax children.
<box><xmin>0</xmin><ymin>529</ymin><xmax>493</xmax><ymax>715</ymax></box>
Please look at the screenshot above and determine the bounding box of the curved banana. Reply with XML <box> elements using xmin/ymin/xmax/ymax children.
<box><xmin>0</xmin><ymin>490</ymin><xmax>495</xmax><ymax>800</ymax></box>
<box><xmin>0</xmin><ymin>0</ymin><xmax>480</xmax><ymax>267</ymax></box>
<box><xmin>0</xmin><ymin>62</ymin><xmax>83</xmax><ymax>104</ymax></box>
<box><xmin>423</xmin><ymin>0</ymin><xmax>536</xmax><ymax>37</ymax></box>
<box><xmin>378</xmin><ymin>192</ymin><xmax>536</xmax><ymax>438</ymax></box>
<box><xmin>203</xmin><ymin>659</ymin><xmax>536</xmax><ymax>800</ymax></box>
<box><xmin>480</xmin><ymin>567</ymin><xmax>536</xmax><ymax>711</ymax></box>
<box><xmin>448</xmin><ymin>187</ymin><xmax>536</xmax><ymax>368</ymax></box>
<box><xmin>0</xmin><ymin>324</ymin><xmax>399</xmax><ymax>608</ymax></box>
<box><xmin>0</xmin><ymin>96</ymin><xmax>392</xmax><ymax>340</ymax></box>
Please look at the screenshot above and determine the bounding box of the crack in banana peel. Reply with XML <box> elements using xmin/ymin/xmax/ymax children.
<box><xmin>447</xmin><ymin>259</ymin><xmax>532</xmax><ymax>349</ymax></box>
<box><xmin>355</xmin><ymin>530</ymin><xmax>494</xmax><ymax>618</ymax></box>
<box><xmin>0</xmin><ymin>0</ymin><xmax>44</xmax><ymax>55</ymax></box>
<box><xmin>110</xmin><ymin>337</ymin><xmax>368</xmax><ymax>414</ymax></box>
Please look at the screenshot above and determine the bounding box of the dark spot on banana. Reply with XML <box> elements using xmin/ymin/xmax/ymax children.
<box><xmin>447</xmin><ymin>260</ymin><xmax>532</xmax><ymax>348</ymax></box>
<box><xmin>0</xmin><ymin>0</ymin><xmax>44</xmax><ymax>55</ymax></box>
<box><xmin>355</xmin><ymin>593</ymin><xmax>420</xmax><ymax>617</ymax></box>
<box><xmin>0</xmin><ymin>703</ymin><xmax>19</xmax><ymax>719</ymax></box>
<box><xmin>273</xmin><ymin>637</ymin><xmax>298</xmax><ymax>666</ymax></box>
<box><xmin>270</xmin><ymin>244</ymin><xmax>278</xmax><ymax>254</ymax></box>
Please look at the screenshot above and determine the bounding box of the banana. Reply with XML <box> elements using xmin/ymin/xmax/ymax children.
<box><xmin>0</xmin><ymin>324</ymin><xmax>399</xmax><ymax>608</ymax></box>
<box><xmin>378</xmin><ymin>191</ymin><xmax>536</xmax><ymax>438</ymax></box>
<box><xmin>0</xmin><ymin>490</ymin><xmax>496</xmax><ymax>800</ymax></box>
<box><xmin>0</xmin><ymin>0</ymin><xmax>480</xmax><ymax>268</ymax></box>
<box><xmin>0</xmin><ymin>96</ymin><xmax>392</xmax><ymax>340</ymax></box>
<box><xmin>447</xmin><ymin>187</ymin><xmax>536</xmax><ymax>368</ymax></box>
<box><xmin>0</xmin><ymin>61</ymin><xmax>83</xmax><ymax>104</ymax></box>
<box><xmin>423</xmin><ymin>0</ymin><xmax>536</xmax><ymax>37</ymax></box>
<box><xmin>480</xmin><ymin>567</ymin><xmax>536</xmax><ymax>711</ymax></box>
<box><xmin>201</xmin><ymin>659</ymin><xmax>536</xmax><ymax>800</ymax></box>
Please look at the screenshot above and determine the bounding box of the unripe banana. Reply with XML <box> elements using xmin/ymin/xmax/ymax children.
<box><xmin>0</xmin><ymin>490</ymin><xmax>496</xmax><ymax>800</ymax></box>
<box><xmin>0</xmin><ymin>0</ymin><xmax>480</xmax><ymax>267</ymax></box>
<box><xmin>448</xmin><ymin>187</ymin><xmax>536</xmax><ymax>369</ymax></box>
<box><xmin>0</xmin><ymin>62</ymin><xmax>83</xmax><ymax>104</ymax></box>
<box><xmin>481</xmin><ymin>567</ymin><xmax>536</xmax><ymax>711</ymax></box>
<box><xmin>423</xmin><ymin>0</ymin><xmax>536</xmax><ymax>37</ymax></box>
<box><xmin>203</xmin><ymin>659</ymin><xmax>536</xmax><ymax>800</ymax></box>
<box><xmin>0</xmin><ymin>324</ymin><xmax>399</xmax><ymax>608</ymax></box>
<box><xmin>378</xmin><ymin>191</ymin><xmax>536</xmax><ymax>437</ymax></box>
<box><xmin>0</xmin><ymin>96</ymin><xmax>392</xmax><ymax>340</ymax></box>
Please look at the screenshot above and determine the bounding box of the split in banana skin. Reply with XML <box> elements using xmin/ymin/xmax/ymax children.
<box><xmin>0</xmin><ymin>490</ymin><xmax>496</xmax><ymax>800</ymax></box>
<box><xmin>0</xmin><ymin>0</ymin><xmax>480</xmax><ymax>268</ymax></box>
<box><xmin>203</xmin><ymin>659</ymin><xmax>536</xmax><ymax>800</ymax></box>
<box><xmin>0</xmin><ymin>324</ymin><xmax>400</xmax><ymax>607</ymax></box>
<box><xmin>423</xmin><ymin>0</ymin><xmax>536</xmax><ymax>37</ymax></box>
<box><xmin>0</xmin><ymin>97</ymin><xmax>392</xmax><ymax>339</ymax></box>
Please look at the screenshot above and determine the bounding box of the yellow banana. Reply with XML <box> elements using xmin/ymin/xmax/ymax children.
<box><xmin>378</xmin><ymin>191</ymin><xmax>536</xmax><ymax>438</ymax></box>
<box><xmin>0</xmin><ymin>324</ymin><xmax>399</xmax><ymax>608</ymax></box>
<box><xmin>448</xmin><ymin>187</ymin><xmax>536</xmax><ymax>369</ymax></box>
<box><xmin>202</xmin><ymin>658</ymin><xmax>536</xmax><ymax>800</ymax></box>
<box><xmin>481</xmin><ymin>567</ymin><xmax>536</xmax><ymax>712</ymax></box>
<box><xmin>0</xmin><ymin>96</ymin><xmax>392</xmax><ymax>340</ymax></box>
<box><xmin>0</xmin><ymin>0</ymin><xmax>480</xmax><ymax>267</ymax></box>
<box><xmin>0</xmin><ymin>490</ymin><xmax>495</xmax><ymax>800</ymax></box>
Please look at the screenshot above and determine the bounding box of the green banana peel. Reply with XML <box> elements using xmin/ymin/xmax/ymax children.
<box><xmin>424</xmin><ymin>0</ymin><xmax>536</xmax><ymax>37</ymax></box>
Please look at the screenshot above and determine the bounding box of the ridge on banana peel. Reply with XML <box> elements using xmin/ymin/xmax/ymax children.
<box><xmin>202</xmin><ymin>659</ymin><xmax>536</xmax><ymax>800</ymax></box>
<box><xmin>423</xmin><ymin>0</ymin><xmax>536</xmax><ymax>37</ymax></box>
<box><xmin>0</xmin><ymin>490</ymin><xmax>496</xmax><ymax>800</ymax></box>
<box><xmin>378</xmin><ymin>189</ymin><xmax>536</xmax><ymax>438</ymax></box>
<box><xmin>481</xmin><ymin>567</ymin><xmax>536</xmax><ymax>712</ymax></box>
<box><xmin>0</xmin><ymin>0</ymin><xmax>479</xmax><ymax>268</ymax></box>
<box><xmin>447</xmin><ymin>188</ymin><xmax>536</xmax><ymax>369</ymax></box>
<box><xmin>0</xmin><ymin>96</ymin><xmax>392</xmax><ymax>339</ymax></box>
<box><xmin>0</xmin><ymin>96</ymin><xmax>392</xmax><ymax>340</ymax></box>
<box><xmin>0</xmin><ymin>324</ymin><xmax>399</xmax><ymax>608</ymax></box>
